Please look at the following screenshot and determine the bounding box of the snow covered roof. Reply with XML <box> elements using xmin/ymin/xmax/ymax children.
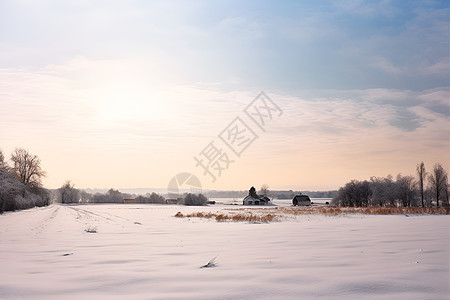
<box><xmin>293</xmin><ymin>195</ymin><xmax>311</xmax><ymax>201</ymax></box>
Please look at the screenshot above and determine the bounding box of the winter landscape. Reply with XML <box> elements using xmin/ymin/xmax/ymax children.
<box><xmin>1</xmin><ymin>1</ymin><xmax>450</xmax><ymax>299</ymax></box>
<box><xmin>1</xmin><ymin>203</ymin><xmax>448</xmax><ymax>300</ymax></box>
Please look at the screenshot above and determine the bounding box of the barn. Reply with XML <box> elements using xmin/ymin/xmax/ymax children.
<box><xmin>124</xmin><ymin>199</ymin><xmax>135</xmax><ymax>204</ymax></box>
<box><xmin>292</xmin><ymin>195</ymin><xmax>311</xmax><ymax>206</ymax></box>
<box><xmin>243</xmin><ymin>195</ymin><xmax>272</xmax><ymax>205</ymax></box>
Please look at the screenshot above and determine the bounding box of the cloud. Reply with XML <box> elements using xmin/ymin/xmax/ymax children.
<box><xmin>262</xmin><ymin>88</ymin><xmax>448</xmax><ymax>161</ymax></box>
<box><xmin>332</xmin><ymin>0</ymin><xmax>400</xmax><ymax>17</ymax></box>
<box><xmin>1</xmin><ymin>61</ymin><xmax>448</xmax><ymax>189</ymax></box>
<box><xmin>0</xmin><ymin>1</ymin><xmax>447</xmax><ymax>189</ymax></box>
<box><xmin>215</xmin><ymin>16</ymin><xmax>264</xmax><ymax>39</ymax></box>
<box><xmin>1</xmin><ymin>1</ymin><xmax>447</xmax><ymax>92</ymax></box>
<box><xmin>370</xmin><ymin>57</ymin><xmax>402</xmax><ymax>74</ymax></box>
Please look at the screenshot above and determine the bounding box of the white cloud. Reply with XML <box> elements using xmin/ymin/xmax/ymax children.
<box><xmin>0</xmin><ymin>1</ymin><xmax>448</xmax><ymax>189</ymax></box>
<box><xmin>215</xmin><ymin>16</ymin><xmax>264</xmax><ymax>39</ymax></box>
<box><xmin>370</xmin><ymin>57</ymin><xmax>403</xmax><ymax>74</ymax></box>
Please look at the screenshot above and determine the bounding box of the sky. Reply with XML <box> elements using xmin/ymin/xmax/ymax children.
<box><xmin>0</xmin><ymin>0</ymin><xmax>449</xmax><ymax>192</ymax></box>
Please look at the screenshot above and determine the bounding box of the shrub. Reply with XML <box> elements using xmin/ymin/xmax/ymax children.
<box><xmin>85</xmin><ymin>225</ymin><xmax>97</xmax><ymax>233</ymax></box>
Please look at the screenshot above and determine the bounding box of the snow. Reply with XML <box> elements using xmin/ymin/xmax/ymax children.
<box><xmin>0</xmin><ymin>204</ymin><xmax>448</xmax><ymax>299</ymax></box>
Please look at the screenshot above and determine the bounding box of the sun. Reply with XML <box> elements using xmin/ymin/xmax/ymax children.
<box><xmin>92</xmin><ymin>88</ymin><xmax>170</xmax><ymax>124</ymax></box>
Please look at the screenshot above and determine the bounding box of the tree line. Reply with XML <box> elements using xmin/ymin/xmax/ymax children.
<box><xmin>56</xmin><ymin>183</ymin><xmax>167</xmax><ymax>204</ymax></box>
<box><xmin>332</xmin><ymin>162</ymin><xmax>449</xmax><ymax>207</ymax></box>
<box><xmin>57</xmin><ymin>182</ymin><xmax>207</xmax><ymax>206</ymax></box>
<box><xmin>2</xmin><ymin>147</ymin><xmax>447</xmax><ymax>211</ymax></box>
<box><xmin>0</xmin><ymin>148</ymin><xmax>49</xmax><ymax>213</ymax></box>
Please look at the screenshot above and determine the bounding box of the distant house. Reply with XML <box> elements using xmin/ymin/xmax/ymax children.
<box><xmin>243</xmin><ymin>186</ymin><xmax>272</xmax><ymax>205</ymax></box>
<box><xmin>124</xmin><ymin>199</ymin><xmax>135</xmax><ymax>204</ymax></box>
<box><xmin>292</xmin><ymin>195</ymin><xmax>311</xmax><ymax>206</ymax></box>
<box><xmin>243</xmin><ymin>195</ymin><xmax>271</xmax><ymax>205</ymax></box>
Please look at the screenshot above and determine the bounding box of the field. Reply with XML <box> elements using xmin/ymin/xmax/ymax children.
<box><xmin>0</xmin><ymin>204</ymin><xmax>448</xmax><ymax>299</ymax></box>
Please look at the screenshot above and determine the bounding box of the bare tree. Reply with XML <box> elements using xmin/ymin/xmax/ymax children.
<box><xmin>423</xmin><ymin>187</ymin><xmax>433</xmax><ymax>207</ymax></box>
<box><xmin>332</xmin><ymin>180</ymin><xmax>371</xmax><ymax>207</ymax></box>
<box><xmin>259</xmin><ymin>184</ymin><xmax>270</xmax><ymax>196</ymax></box>
<box><xmin>10</xmin><ymin>148</ymin><xmax>46</xmax><ymax>187</ymax></box>
<box><xmin>369</xmin><ymin>175</ymin><xmax>397</xmax><ymax>206</ymax></box>
<box><xmin>428</xmin><ymin>163</ymin><xmax>448</xmax><ymax>207</ymax></box>
<box><xmin>445</xmin><ymin>185</ymin><xmax>449</xmax><ymax>207</ymax></box>
<box><xmin>396</xmin><ymin>174</ymin><xmax>416</xmax><ymax>207</ymax></box>
<box><xmin>416</xmin><ymin>162</ymin><xmax>426</xmax><ymax>207</ymax></box>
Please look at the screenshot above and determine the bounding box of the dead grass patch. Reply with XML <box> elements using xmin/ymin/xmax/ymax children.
<box><xmin>175</xmin><ymin>207</ymin><xmax>448</xmax><ymax>223</ymax></box>
<box><xmin>175</xmin><ymin>211</ymin><xmax>279</xmax><ymax>223</ymax></box>
<box><xmin>283</xmin><ymin>206</ymin><xmax>450</xmax><ymax>215</ymax></box>
<box><xmin>249</xmin><ymin>206</ymin><xmax>450</xmax><ymax>216</ymax></box>
<box><xmin>84</xmin><ymin>225</ymin><xmax>98</xmax><ymax>233</ymax></box>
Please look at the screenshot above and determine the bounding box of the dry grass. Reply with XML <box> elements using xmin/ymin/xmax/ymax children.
<box><xmin>84</xmin><ymin>225</ymin><xmax>98</xmax><ymax>233</ymax></box>
<box><xmin>175</xmin><ymin>211</ymin><xmax>278</xmax><ymax>223</ymax></box>
<box><xmin>175</xmin><ymin>206</ymin><xmax>449</xmax><ymax>223</ymax></box>
<box><xmin>278</xmin><ymin>206</ymin><xmax>449</xmax><ymax>216</ymax></box>
<box><xmin>228</xmin><ymin>206</ymin><xmax>449</xmax><ymax>216</ymax></box>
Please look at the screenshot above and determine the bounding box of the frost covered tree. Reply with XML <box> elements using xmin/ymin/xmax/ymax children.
<box><xmin>106</xmin><ymin>188</ymin><xmax>124</xmax><ymax>203</ymax></box>
<box><xmin>416</xmin><ymin>162</ymin><xmax>427</xmax><ymax>207</ymax></box>
<box><xmin>0</xmin><ymin>149</ymin><xmax>49</xmax><ymax>213</ymax></box>
<box><xmin>428</xmin><ymin>163</ymin><xmax>448</xmax><ymax>207</ymax></box>
<box><xmin>369</xmin><ymin>175</ymin><xmax>397</xmax><ymax>206</ymax></box>
<box><xmin>92</xmin><ymin>188</ymin><xmax>124</xmax><ymax>203</ymax></box>
<box><xmin>135</xmin><ymin>192</ymin><xmax>165</xmax><ymax>204</ymax></box>
<box><xmin>396</xmin><ymin>174</ymin><xmax>416</xmax><ymax>207</ymax></box>
<box><xmin>0</xmin><ymin>150</ymin><xmax>8</xmax><ymax>172</ymax></box>
<box><xmin>10</xmin><ymin>148</ymin><xmax>46</xmax><ymax>187</ymax></box>
<box><xmin>332</xmin><ymin>162</ymin><xmax>449</xmax><ymax>208</ymax></box>
<box><xmin>79</xmin><ymin>190</ymin><xmax>93</xmax><ymax>203</ymax></box>
<box><xmin>181</xmin><ymin>193</ymin><xmax>207</xmax><ymax>206</ymax></box>
<box><xmin>0</xmin><ymin>168</ymin><xmax>24</xmax><ymax>213</ymax></box>
<box><xmin>332</xmin><ymin>180</ymin><xmax>371</xmax><ymax>207</ymax></box>
<box><xmin>59</xmin><ymin>180</ymin><xmax>80</xmax><ymax>204</ymax></box>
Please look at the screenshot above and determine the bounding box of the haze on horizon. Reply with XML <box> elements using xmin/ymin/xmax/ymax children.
<box><xmin>0</xmin><ymin>1</ymin><xmax>449</xmax><ymax>192</ymax></box>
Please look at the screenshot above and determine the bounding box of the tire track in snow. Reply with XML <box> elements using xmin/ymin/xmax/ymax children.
<box><xmin>67</xmin><ymin>206</ymin><xmax>124</xmax><ymax>223</ymax></box>
<box><xmin>66</xmin><ymin>206</ymin><xmax>142</xmax><ymax>231</ymax></box>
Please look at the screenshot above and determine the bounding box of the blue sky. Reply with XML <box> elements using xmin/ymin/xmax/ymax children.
<box><xmin>0</xmin><ymin>0</ymin><xmax>448</xmax><ymax>190</ymax></box>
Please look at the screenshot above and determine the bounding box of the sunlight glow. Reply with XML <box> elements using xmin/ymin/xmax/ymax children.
<box><xmin>92</xmin><ymin>88</ymin><xmax>171</xmax><ymax>124</ymax></box>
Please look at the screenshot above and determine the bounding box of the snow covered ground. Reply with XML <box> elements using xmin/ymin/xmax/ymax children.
<box><xmin>0</xmin><ymin>204</ymin><xmax>448</xmax><ymax>299</ymax></box>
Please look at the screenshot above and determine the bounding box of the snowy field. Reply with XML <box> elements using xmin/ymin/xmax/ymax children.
<box><xmin>0</xmin><ymin>204</ymin><xmax>448</xmax><ymax>300</ymax></box>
